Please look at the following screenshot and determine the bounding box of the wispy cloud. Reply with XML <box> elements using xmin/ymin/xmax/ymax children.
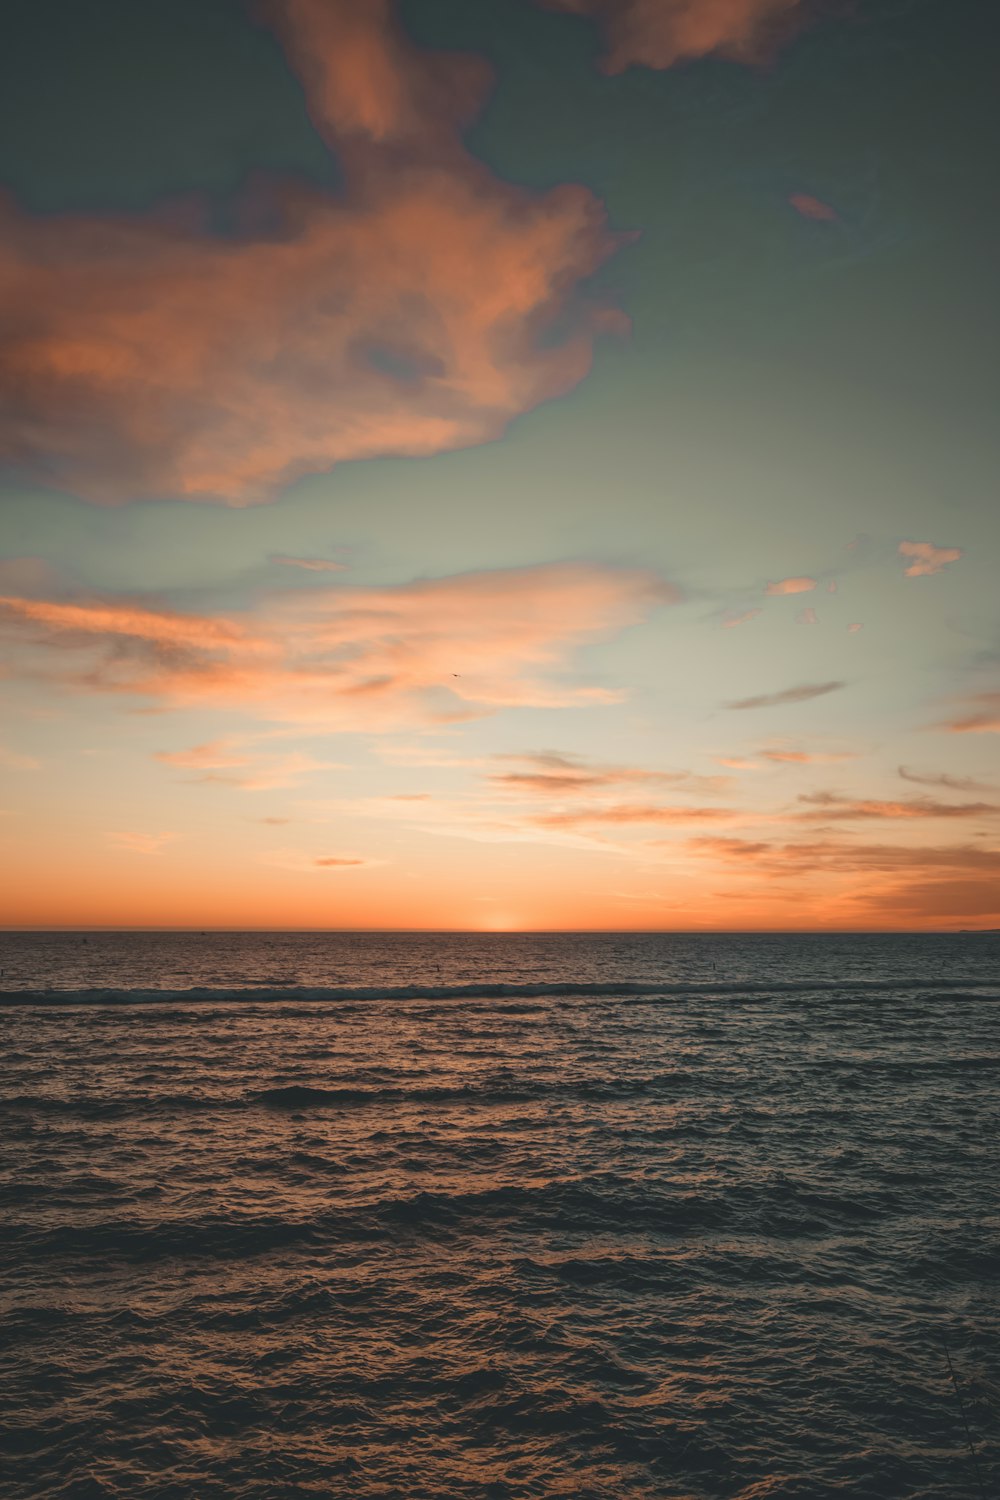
<box><xmin>726</xmin><ymin>681</ymin><xmax>845</xmax><ymax>710</ymax></box>
<box><xmin>489</xmin><ymin>750</ymin><xmax>727</xmax><ymax>798</ymax></box>
<box><xmin>0</xmin><ymin>744</ymin><xmax>40</xmax><ymax>770</ymax></box>
<box><xmin>795</xmin><ymin>607</ymin><xmax>817</xmax><ymax>625</ymax></box>
<box><xmin>759</xmin><ymin>747</ymin><xmax>855</xmax><ymax>765</ymax></box>
<box><xmin>691</xmin><ymin>835</ymin><xmax>1000</xmax><ymax>877</ymax></box>
<box><xmin>898</xmin><ymin>541</ymin><xmax>962</xmax><ymax>577</ymax></box>
<box><xmin>259</xmin><ymin>846</ymin><xmax>373</xmax><ymax>873</ymax></box>
<box><xmin>938</xmin><ymin>693</ymin><xmax>1000</xmax><ymax>734</ymax></box>
<box><xmin>155</xmin><ymin>740</ymin><xmax>252</xmax><ymax>771</ymax></box>
<box><xmin>0</xmin><ymin>564</ymin><xmax>669</xmax><ymax>732</ymax></box>
<box><xmin>533</xmin><ymin>802</ymin><xmax>737</xmax><ymax>829</ymax></box>
<box><xmin>273</xmin><ymin>555</ymin><xmax>348</xmax><ymax>573</ymax></box>
<box><xmin>220</xmin><ymin>752</ymin><xmax>344</xmax><ymax>792</ymax></box>
<box><xmin>105</xmin><ymin>831</ymin><xmax>177</xmax><ymax>855</ymax></box>
<box><xmin>0</xmin><ymin>595</ymin><xmax>259</xmax><ymax>651</ymax></box>
<box><xmin>796</xmin><ymin>791</ymin><xmax>999</xmax><ymax>822</ymax></box>
<box><xmin>722</xmin><ymin>608</ymin><xmax>761</xmax><ymax>628</ymax></box>
<box><xmin>899</xmin><ymin>766</ymin><xmax>995</xmax><ymax>794</ymax></box>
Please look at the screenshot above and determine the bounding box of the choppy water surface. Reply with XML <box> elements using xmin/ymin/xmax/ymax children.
<box><xmin>1</xmin><ymin>931</ymin><xmax>998</xmax><ymax>1498</ymax></box>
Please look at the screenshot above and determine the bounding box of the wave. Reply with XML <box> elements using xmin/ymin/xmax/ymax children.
<box><xmin>0</xmin><ymin>1069</ymin><xmax>710</xmax><ymax>1120</ymax></box>
<box><xmin>250</xmin><ymin>1071</ymin><xmax>703</xmax><ymax>1110</ymax></box>
<box><xmin>1</xmin><ymin>1173</ymin><xmax>921</xmax><ymax>1264</ymax></box>
<box><xmin>1</xmin><ymin>976</ymin><xmax>998</xmax><ymax>1006</ymax></box>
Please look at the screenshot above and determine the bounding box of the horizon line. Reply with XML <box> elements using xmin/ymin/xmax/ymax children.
<box><xmin>2</xmin><ymin>926</ymin><xmax>994</xmax><ymax>936</ymax></box>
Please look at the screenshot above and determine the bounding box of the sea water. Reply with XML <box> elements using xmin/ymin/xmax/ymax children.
<box><xmin>1</xmin><ymin>931</ymin><xmax>998</xmax><ymax>1497</ymax></box>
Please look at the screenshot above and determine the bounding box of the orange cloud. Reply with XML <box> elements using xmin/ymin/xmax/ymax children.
<box><xmin>722</xmin><ymin>608</ymin><xmax>761</xmax><ymax>628</ymax></box>
<box><xmin>789</xmin><ymin>193</ymin><xmax>839</xmax><ymax>221</ymax></box>
<box><xmin>259</xmin><ymin>846</ymin><xmax>373</xmax><ymax>873</ymax></box>
<box><xmin>690</xmin><ymin>836</ymin><xmax>1000</xmax><ymax>878</ymax></box>
<box><xmin>0</xmin><ymin>2</ymin><xmax>623</xmax><ymax>504</ymax></box>
<box><xmin>268</xmin><ymin>0</ymin><xmax>490</xmax><ymax>150</ymax></box>
<box><xmin>189</xmin><ymin>751</ymin><xmax>343</xmax><ymax>792</ymax></box>
<box><xmin>490</xmin><ymin>751</ymin><xmax>726</xmax><ymax>798</ymax></box>
<box><xmin>686</xmin><ymin>833</ymin><xmax>1000</xmax><ymax>921</ymax></box>
<box><xmin>0</xmin><ymin>564</ymin><xmax>668</xmax><ymax>732</ymax></box>
<box><xmin>105</xmin><ymin>831</ymin><xmax>177</xmax><ymax>855</ymax></box>
<box><xmin>876</xmin><ymin>877</ymin><xmax>1000</xmax><ymax>921</ymax></box>
<box><xmin>939</xmin><ymin>693</ymin><xmax>1000</xmax><ymax>735</ymax></box>
<box><xmin>898</xmin><ymin>541</ymin><xmax>962</xmax><ymax>576</ymax></box>
<box><xmin>758</xmin><ymin>747</ymin><xmax>855</xmax><ymax>764</ymax></box>
<box><xmin>847</xmin><ymin>622</ymin><xmax>863</xmax><ymax>633</ymax></box>
<box><xmin>273</xmin><ymin>556</ymin><xmax>349</xmax><ymax>573</ymax></box>
<box><xmin>544</xmin><ymin>0</ymin><xmax>806</xmax><ymax>71</ymax></box>
<box><xmin>534</xmin><ymin>802</ymin><xmax>736</xmax><ymax>828</ymax></box>
<box><xmin>155</xmin><ymin>741</ymin><xmax>252</xmax><ymax>771</ymax></box>
<box><xmin>765</xmin><ymin>576</ymin><xmax>817</xmax><ymax>596</ymax></box>
<box><xmin>0</xmin><ymin>595</ymin><xmax>259</xmax><ymax>651</ymax></box>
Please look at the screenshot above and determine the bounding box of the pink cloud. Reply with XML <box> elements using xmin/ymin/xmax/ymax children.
<box><xmin>789</xmin><ymin>193</ymin><xmax>839</xmax><ymax>222</ymax></box>
<box><xmin>765</xmin><ymin>577</ymin><xmax>817</xmax><ymax>596</ymax></box>
<box><xmin>0</xmin><ymin>3</ymin><xmax>623</xmax><ymax>504</ymax></box>
<box><xmin>847</xmin><ymin>622</ymin><xmax>863</xmax><ymax>633</ymax></box>
<box><xmin>722</xmin><ymin>608</ymin><xmax>761</xmax><ymax>628</ymax></box>
<box><xmin>543</xmin><ymin>0</ymin><xmax>807</xmax><ymax>72</ymax></box>
<box><xmin>898</xmin><ymin>541</ymin><xmax>962</xmax><ymax>577</ymax></box>
<box><xmin>795</xmin><ymin>607</ymin><xmax>817</xmax><ymax>625</ymax></box>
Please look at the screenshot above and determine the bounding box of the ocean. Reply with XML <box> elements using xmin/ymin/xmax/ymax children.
<box><xmin>1</xmin><ymin>930</ymin><xmax>998</xmax><ymax>1498</ymax></box>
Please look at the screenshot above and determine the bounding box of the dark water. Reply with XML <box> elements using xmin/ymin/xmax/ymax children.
<box><xmin>1</xmin><ymin>932</ymin><xmax>998</xmax><ymax>1498</ymax></box>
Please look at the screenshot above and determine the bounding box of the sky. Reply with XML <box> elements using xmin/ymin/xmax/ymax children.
<box><xmin>0</xmin><ymin>0</ymin><xmax>998</xmax><ymax>931</ymax></box>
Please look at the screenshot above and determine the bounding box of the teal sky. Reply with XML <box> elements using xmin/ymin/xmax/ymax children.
<box><xmin>1</xmin><ymin>0</ymin><xmax>997</xmax><ymax>929</ymax></box>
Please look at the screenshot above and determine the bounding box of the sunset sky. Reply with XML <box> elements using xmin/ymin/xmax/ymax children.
<box><xmin>1</xmin><ymin>0</ymin><xmax>997</xmax><ymax>930</ymax></box>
